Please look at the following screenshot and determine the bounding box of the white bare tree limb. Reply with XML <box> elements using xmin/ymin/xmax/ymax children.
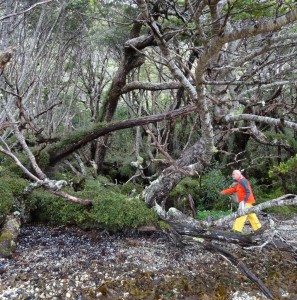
<box><xmin>166</xmin><ymin>194</ymin><xmax>297</xmax><ymax>229</ymax></box>
<box><xmin>223</xmin><ymin>114</ymin><xmax>297</xmax><ymax>131</ymax></box>
<box><xmin>0</xmin><ymin>0</ymin><xmax>53</xmax><ymax>21</ymax></box>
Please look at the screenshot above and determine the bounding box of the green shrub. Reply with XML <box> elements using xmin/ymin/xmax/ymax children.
<box><xmin>198</xmin><ymin>169</ymin><xmax>230</xmax><ymax>210</ymax></box>
<box><xmin>118</xmin><ymin>182</ymin><xmax>143</xmax><ymax>197</ymax></box>
<box><xmin>254</xmin><ymin>185</ymin><xmax>297</xmax><ymax>217</ymax></box>
<box><xmin>0</xmin><ymin>184</ymin><xmax>13</xmax><ymax>224</ymax></box>
<box><xmin>196</xmin><ymin>210</ymin><xmax>232</xmax><ymax>221</ymax></box>
<box><xmin>0</xmin><ymin>176</ymin><xmax>28</xmax><ymax>224</ymax></box>
<box><xmin>26</xmin><ymin>179</ymin><xmax>158</xmax><ymax>231</ymax></box>
<box><xmin>118</xmin><ymin>163</ymin><xmax>134</xmax><ymax>180</ymax></box>
<box><xmin>170</xmin><ymin>169</ymin><xmax>230</xmax><ymax>213</ymax></box>
<box><xmin>0</xmin><ymin>153</ymin><xmax>27</xmax><ymax>177</ymax></box>
<box><xmin>264</xmin><ymin>205</ymin><xmax>297</xmax><ymax>217</ymax></box>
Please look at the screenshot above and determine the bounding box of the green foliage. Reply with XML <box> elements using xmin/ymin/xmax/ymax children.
<box><xmin>65</xmin><ymin>0</ymin><xmax>89</xmax><ymax>11</ymax></box>
<box><xmin>265</xmin><ymin>205</ymin><xmax>297</xmax><ymax>217</ymax></box>
<box><xmin>0</xmin><ymin>184</ymin><xmax>13</xmax><ymax>224</ymax></box>
<box><xmin>26</xmin><ymin>179</ymin><xmax>158</xmax><ymax>231</ymax></box>
<box><xmin>48</xmin><ymin>122</ymin><xmax>105</xmax><ymax>155</ymax></box>
<box><xmin>93</xmin><ymin>1</ymin><xmax>138</xmax><ymax>48</ymax></box>
<box><xmin>197</xmin><ymin>170</ymin><xmax>230</xmax><ymax>211</ymax></box>
<box><xmin>265</xmin><ymin>153</ymin><xmax>297</xmax><ymax>194</ymax></box>
<box><xmin>268</xmin><ymin>154</ymin><xmax>297</xmax><ymax>177</ymax></box>
<box><xmin>172</xmin><ymin>117</ymin><xmax>201</xmax><ymax>157</ymax></box>
<box><xmin>0</xmin><ymin>176</ymin><xmax>28</xmax><ymax>224</ymax></box>
<box><xmin>170</xmin><ymin>177</ymin><xmax>200</xmax><ymax>211</ymax></box>
<box><xmin>196</xmin><ymin>210</ymin><xmax>232</xmax><ymax>221</ymax></box>
<box><xmin>0</xmin><ymin>153</ymin><xmax>27</xmax><ymax>177</ymax></box>
<box><xmin>170</xmin><ymin>170</ymin><xmax>230</xmax><ymax>213</ymax></box>
<box><xmin>255</xmin><ymin>185</ymin><xmax>283</xmax><ymax>202</ymax></box>
<box><xmin>105</xmin><ymin>128</ymin><xmax>136</xmax><ymax>173</ymax></box>
<box><xmin>64</xmin><ymin>0</ymin><xmax>96</xmax><ymax>32</ymax></box>
<box><xmin>254</xmin><ymin>185</ymin><xmax>297</xmax><ymax>217</ymax></box>
<box><xmin>225</xmin><ymin>0</ymin><xmax>296</xmax><ymax>21</ymax></box>
<box><xmin>170</xmin><ymin>177</ymin><xmax>199</xmax><ymax>198</ymax></box>
<box><xmin>36</xmin><ymin>151</ymin><xmax>50</xmax><ymax>170</ymax></box>
<box><xmin>266</xmin><ymin>132</ymin><xmax>297</xmax><ymax>152</ymax></box>
<box><xmin>118</xmin><ymin>164</ymin><xmax>135</xmax><ymax>181</ymax></box>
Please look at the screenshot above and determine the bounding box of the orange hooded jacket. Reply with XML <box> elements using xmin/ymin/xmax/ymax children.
<box><xmin>221</xmin><ymin>176</ymin><xmax>255</xmax><ymax>204</ymax></box>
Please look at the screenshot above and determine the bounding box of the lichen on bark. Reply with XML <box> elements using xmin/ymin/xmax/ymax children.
<box><xmin>0</xmin><ymin>214</ymin><xmax>21</xmax><ymax>258</ymax></box>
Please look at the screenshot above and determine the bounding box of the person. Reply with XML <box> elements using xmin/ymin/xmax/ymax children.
<box><xmin>219</xmin><ymin>170</ymin><xmax>262</xmax><ymax>233</ymax></box>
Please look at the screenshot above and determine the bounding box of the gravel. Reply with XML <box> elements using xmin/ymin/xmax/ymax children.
<box><xmin>0</xmin><ymin>222</ymin><xmax>296</xmax><ymax>300</ymax></box>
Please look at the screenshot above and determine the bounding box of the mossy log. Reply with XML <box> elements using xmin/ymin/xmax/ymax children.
<box><xmin>0</xmin><ymin>214</ymin><xmax>21</xmax><ymax>258</ymax></box>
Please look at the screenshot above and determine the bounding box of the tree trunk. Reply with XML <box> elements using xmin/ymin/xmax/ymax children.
<box><xmin>0</xmin><ymin>214</ymin><xmax>21</xmax><ymax>258</ymax></box>
<box><xmin>143</xmin><ymin>138</ymin><xmax>207</xmax><ymax>207</ymax></box>
<box><xmin>48</xmin><ymin>105</ymin><xmax>198</xmax><ymax>165</ymax></box>
<box><xmin>94</xmin><ymin>17</ymin><xmax>150</xmax><ymax>168</ymax></box>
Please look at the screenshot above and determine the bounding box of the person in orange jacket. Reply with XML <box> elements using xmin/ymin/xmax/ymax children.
<box><xmin>220</xmin><ymin>170</ymin><xmax>262</xmax><ymax>233</ymax></box>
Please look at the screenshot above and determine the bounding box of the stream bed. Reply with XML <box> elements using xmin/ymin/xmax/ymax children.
<box><xmin>0</xmin><ymin>224</ymin><xmax>296</xmax><ymax>300</ymax></box>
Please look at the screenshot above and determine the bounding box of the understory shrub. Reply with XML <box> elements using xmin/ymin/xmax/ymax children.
<box><xmin>26</xmin><ymin>178</ymin><xmax>158</xmax><ymax>231</ymax></box>
<box><xmin>196</xmin><ymin>210</ymin><xmax>232</xmax><ymax>221</ymax></box>
<box><xmin>0</xmin><ymin>175</ymin><xmax>28</xmax><ymax>224</ymax></box>
<box><xmin>254</xmin><ymin>185</ymin><xmax>297</xmax><ymax>217</ymax></box>
<box><xmin>170</xmin><ymin>169</ymin><xmax>230</xmax><ymax>213</ymax></box>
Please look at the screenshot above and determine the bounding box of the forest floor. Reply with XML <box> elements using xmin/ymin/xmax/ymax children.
<box><xmin>0</xmin><ymin>216</ymin><xmax>296</xmax><ymax>300</ymax></box>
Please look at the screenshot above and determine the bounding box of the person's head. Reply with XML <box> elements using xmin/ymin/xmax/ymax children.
<box><xmin>232</xmin><ymin>170</ymin><xmax>242</xmax><ymax>181</ymax></box>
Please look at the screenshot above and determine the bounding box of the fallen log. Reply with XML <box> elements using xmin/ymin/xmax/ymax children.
<box><xmin>0</xmin><ymin>213</ymin><xmax>21</xmax><ymax>258</ymax></box>
<box><xmin>165</xmin><ymin>194</ymin><xmax>297</xmax><ymax>229</ymax></box>
<box><xmin>167</xmin><ymin>220</ymin><xmax>256</xmax><ymax>246</ymax></box>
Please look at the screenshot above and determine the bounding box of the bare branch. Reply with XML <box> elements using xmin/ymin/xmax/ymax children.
<box><xmin>223</xmin><ymin>113</ymin><xmax>297</xmax><ymax>131</ymax></box>
<box><xmin>0</xmin><ymin>0</ymin><xmax>53</xmax><ymax>21</ymax></box>
<box><xmin>165</xmin><ymin>194</ymin><xmax>297</xmax><ymax>229</ymax></box>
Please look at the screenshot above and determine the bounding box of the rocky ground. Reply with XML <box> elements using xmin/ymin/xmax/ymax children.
<box><xmin>0</xmin><ymin>217</ymin><xmax>296</xmax><ymax>300</ymax></box>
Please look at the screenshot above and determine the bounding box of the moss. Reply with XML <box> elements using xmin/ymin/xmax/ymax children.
<box><xmin>27</xmin><ymin>179</ymin><xmax>158</xmax><ymax>231</ymax></box>
<box><xmin>0</xmin><ymin>176</ymin><xmax>28</xmax><ymax>224</ymax></box>
<box><xmin>0</xmin><ymin>232</ymin><xmax>16</xmax><ymax>258</ymax></box>
<box><xmin>264</xmin><ymin>205</ymin><xmax>297</xmax><ymax>217</ymax></box>
<box><xmin>118</xmin><ymin>182</ymin><xmax>143</xmax><ymax>196</ymax></box>
<box><xmin>118</xmin><ymin>163</ymin><xmax>134</xmax><ymax>180</ymax></box>
<box><xmin>0</xmin><ymin>232</ymin><xmax>14</xmax><ymax>241</ymax></box>
<box><xmin>158</xmin><ymin>220</ymin><xmax>171</xmax><ymax>231</ymax></box>
<box><xmin>47</xmin><ymin>122</ymin><xmax>106</xmax><ymax>155</ymax></box>
<box><xmin>0</xmin><ymin>153</ymin><xmax>28</xmax><ymax>177</ymax></box>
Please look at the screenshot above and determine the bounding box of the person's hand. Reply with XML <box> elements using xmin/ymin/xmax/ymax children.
<box><xmin>219</xmin><ymin>191</ymin><xmax>224</xmax><ymax>195</ymax></box>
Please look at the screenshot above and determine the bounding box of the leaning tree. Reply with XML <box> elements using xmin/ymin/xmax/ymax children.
<box><xmin>1</xmin><ymin>1</ymin><xmax>297</xmax><ymax>298</ymax></box>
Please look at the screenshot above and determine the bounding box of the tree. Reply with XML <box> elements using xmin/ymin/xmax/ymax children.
<box><xmin>1</xmin><ymin>0</ymin><xmax>296</xmax><ymax>207</ymax></box>
<box><xmin>1</xmin><ymin>2</ymin><xmax>297</xmax><ymax>297</ymax></box>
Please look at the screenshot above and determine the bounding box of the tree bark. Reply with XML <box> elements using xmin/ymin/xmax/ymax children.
<box><xmin>94</xmin><ymin>16</ymin><xmax>152</xmax><ymax>168</ymax></box>
<box><xmin>0</xmin><ymin>214</ymin><xmax>21</xmax><ymax>258</ymax></box>
<box><xmin>48</xmin><ymin>105</ymin><xmax>198</xmax><ymax>165</ymax></box>
<box><xmin>143</xmin><ymin>139</ymin><xmax>207</xmax><ymax>208</ymax></box>
<box><xmin>166</xmin><ymin>194</ymin><xmax>297</xmax><ymax>229</ymax></box>
<box><xmin>224</xmin><ymin>113</ymin><xmax>297</xmax><ymax>131</ymax></box>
